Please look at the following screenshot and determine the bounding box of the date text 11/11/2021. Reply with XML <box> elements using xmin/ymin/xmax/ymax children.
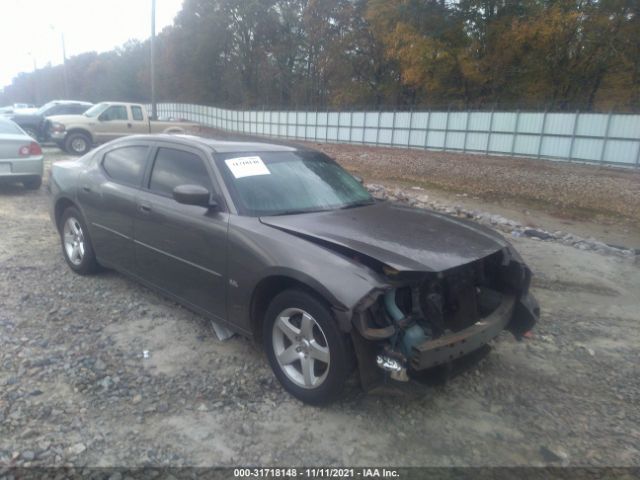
<box><xmin>233</xmin><ymin>468</ymin><xmax>400</xmax><ymax>478</ymax></box>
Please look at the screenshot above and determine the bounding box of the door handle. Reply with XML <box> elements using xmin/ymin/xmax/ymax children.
<box><xmin>82</xmin><ymin>186</ymin><xmax>91</xmax><ymax>193</ymax></box>
<box><xmin>139</xmin><ymin>204</ymin><xmax>152</xmax><ymax>213</ymax></box>
<box><xmin>127</xmin><ymin>123</ymin><xmax>132</xmax><ymax>128</ymax></box>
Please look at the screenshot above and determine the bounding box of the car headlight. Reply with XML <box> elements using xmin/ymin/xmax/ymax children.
<box><xmin>50</xmin><ymin>122</ymin><xmax>66</xmax><ymax>133</ymax></box>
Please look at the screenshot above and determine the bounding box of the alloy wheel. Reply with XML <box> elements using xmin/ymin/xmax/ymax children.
<box><xmin>272</xmin><ymin>307</ymin><xmax>330</xmax><ymax>389</ymax></box>
<box><xmin>71</xmin><ymin>137</ymin><xmax>87</xmax><ymax>153</ymax></box>
<box><xmin>63</xmin><ymin>217</ymin><xmax>85</xmax><ymax>265</ymax></box>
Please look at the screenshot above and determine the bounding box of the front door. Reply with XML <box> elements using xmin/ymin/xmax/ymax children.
<box><xmin>93</xmin><ymin>105</ymin><xmax>132</xmax><ymax>143</ymax></box>
<box><xmin>133</xmin><ymin>145</ymin><xmax>229</xmax><ymax>321</ymax></box>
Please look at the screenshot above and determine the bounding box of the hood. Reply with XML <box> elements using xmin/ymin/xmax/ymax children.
<box><xmin>260</xmin><ymin>202</ymin><xmax>508</xmax><ymax>272</ymax></box>
<box><xmin>47</xmin><ymin>114</ymin><xmax>89</xmax><ymax>125</ymax></box>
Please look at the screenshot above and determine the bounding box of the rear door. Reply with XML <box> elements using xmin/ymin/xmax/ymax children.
<box><xmin>78</xmin><ymin>143</ymin><xmax>151</xmax><ymax>271</ymax></box>
<box><xmin>128</xmin><ymin>105</ymin><xmax>149</xmax><ymax>135</ymax></box>
<box><xmin>133</xmin><ymin>144</ymin><xmax>229</xmax><ymax>321</ymax></box>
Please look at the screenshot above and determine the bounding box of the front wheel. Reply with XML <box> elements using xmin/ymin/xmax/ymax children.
<box><xmin>64</xmin><ymin>132</ymin><xmax>92</xmax><ymax>156</ymax></box>
<box><xmin>263</xmin><ymin>289</ymin><xmax>352</xmax><ymax>405</ymax></box>
<box><xmin>60</xmin><ymin>207</ymin><xmax>99</xmax><ymax>274</ymax></box>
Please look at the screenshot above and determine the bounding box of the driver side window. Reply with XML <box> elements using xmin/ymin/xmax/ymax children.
<box><xmin>102</xmin><ymin>106</ymin><xmax>128</xmax><ymax>121</ymax></box>
<box><xmin>148</xmin><ymin>148</ymin><xmax>212</xmax><ymax>198</ymax></box>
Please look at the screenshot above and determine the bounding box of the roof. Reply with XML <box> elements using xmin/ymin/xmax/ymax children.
<box><xmin>122</xmin><ymin>133</ymin><xmax>308</xmax><ymax>154</ymax></box>
<box><xmin>188</xmin><ymin>135</ymin><xmax>304</xmax><ymax>153</ymax></box>
<box><xmin>99</xmin><ymin>101</ymin><xmax>144</xmax><ymax>106</ymax></box>
<box><xmin>48</xmin><ymin>100</ymin><xmax>93</xmax><ymax>105</ymax></box>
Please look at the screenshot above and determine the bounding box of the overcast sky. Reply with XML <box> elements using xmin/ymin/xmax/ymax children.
<box><xmin>1</xmin><ymin>0</ymin><xmax>184</xmax><ymax>88</ymax></box>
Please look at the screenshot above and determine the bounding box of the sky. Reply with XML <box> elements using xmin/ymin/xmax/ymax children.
<box><xmin>0</xmin><ymin>0</ymin><xmax>185</xmax><ymax>88</ymax></box>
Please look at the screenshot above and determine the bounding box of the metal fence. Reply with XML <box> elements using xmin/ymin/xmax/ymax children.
<box><xmin>154</xmin><ymin>103</ymin><xmax>640</xmax><ymax>168</ymax></box>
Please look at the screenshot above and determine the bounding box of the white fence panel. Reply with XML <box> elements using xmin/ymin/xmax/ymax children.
<box><xmin>151</xmin><ymin>103</ymin><xmax>640</xmax><ymax>168</ymax></box>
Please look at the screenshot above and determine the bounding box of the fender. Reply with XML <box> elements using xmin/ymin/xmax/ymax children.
<box><xmin>162</xmin><ymin>127</ymin><xmax>185</xmax><ymax>134</ymax></box>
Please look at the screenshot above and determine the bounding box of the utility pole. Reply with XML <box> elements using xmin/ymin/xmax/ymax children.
<box><xmin>150</xmin><ymin>0</ymin><xmax>157</xmax><ymax>120</ymax></box>
<box><xmin>28</xmin><ymin>52</ymin><xmax>38</xmax><ymax>105</ymax></box>
<box><xmin>50</xmin><ymin>25</ymin><xmax>69</xmax><ymax>98</ymax></box>
<box><xmin>61</xmin><ymin>32</ymin><xmax>69</xmax><ymax>98</ymax></box>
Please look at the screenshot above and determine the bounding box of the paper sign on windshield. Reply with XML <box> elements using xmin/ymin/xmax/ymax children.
<box><xmin>225</xmin><ymin>156</ymin><xmax>271</xmax><ymax>179</ymax></box>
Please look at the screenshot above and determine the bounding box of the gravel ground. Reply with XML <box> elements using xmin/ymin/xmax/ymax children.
<box><xmin>0</xmin><ymin>148</ymin><xmax>639</xmax><ymax>468</ymax></box>
<box><xmin>308</xmin><ymin>142</ymin><xmax>640</xmax><ymax>224</ymax></box>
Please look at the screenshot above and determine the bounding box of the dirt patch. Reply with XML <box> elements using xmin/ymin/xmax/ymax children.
<box><xmin>310</xmin><ymin>142</ymin><xmax>640</xmax><ymax>223</ymax></box>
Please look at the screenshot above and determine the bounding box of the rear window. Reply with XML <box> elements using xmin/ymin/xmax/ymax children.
<box><xmin>0</xmin><ymin>121</ymin><xmax>23</xmax><ymax>135</ymax></box>
<box><xmin>102</xmin><ymin>146</ymin><xmax>149</xmax><ymax>186</ymax></box>
<box><xmin>72</xmin><ymin>105</ymin><xmax>89</xmax><ymax>114</ymax></box>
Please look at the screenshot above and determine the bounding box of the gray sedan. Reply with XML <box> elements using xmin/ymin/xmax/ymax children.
<box><xmin>0</xmin><ymin>118</ymin><xmax>43</xmax><ymax>189</ymax></box>
<box><xmin>49</xmin><ymin>134</ymin><xmax>539</xmax><ymax>404</ymax></box>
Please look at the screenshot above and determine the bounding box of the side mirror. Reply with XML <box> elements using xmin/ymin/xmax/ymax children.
<box><xmin>173</xmin><ymin>184</ymin><xmax>217</xmax><ymax>208</ymax></box>
<box><xmin>98</xmin><ymin>113</ymin><xmax>107</xmax><ymax>121</ymax></box>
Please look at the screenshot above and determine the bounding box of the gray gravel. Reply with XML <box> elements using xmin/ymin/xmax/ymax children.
<box><xmin>0</xmin><ymin>148</ymin><xmax>639</xmax><ymax>467</ymax></box>
<box><xmin>366</xmin><ymin>183</ymin><xmax>639</xmax><ymax>259</ymax></box>
<box><xmin>310</xmin><ymin>142</ymin><xmax>640</xmax><ymax>222</ymax></box>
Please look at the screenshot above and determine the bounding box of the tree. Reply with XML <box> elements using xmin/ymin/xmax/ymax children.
<box><xmin>2</xmin><ymin>0</ymin><xmax>638</xmax><ymax>111</ymax></box>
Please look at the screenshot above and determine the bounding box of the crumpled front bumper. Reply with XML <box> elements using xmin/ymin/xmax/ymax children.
<box><xmin>409</xmin><ymin>293</ymin><xmax>539</xmax><ymax>371</ymax></box>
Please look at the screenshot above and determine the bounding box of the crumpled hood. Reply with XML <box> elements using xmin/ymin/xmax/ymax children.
<box><xmin>260</xmin><ymin>202</ymin><xmax>509</xmax><ymax>272</ymax></box>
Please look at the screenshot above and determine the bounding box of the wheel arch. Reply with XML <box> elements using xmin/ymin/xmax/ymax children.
<box><xmin>249</xmin><ymin>274</ymin><xmax>349</xmax><ymax>342</ymax></box>
<box><xmin>66</xmin><ymin>128</ymin><xmax>94</xmax><ymax>144</ymax></box>
<box><xmin>53</xmin><ymin>197</ymin><xmax>78</xmax><ymax>232</ymax></box>
<box><xmin>162</xmin><ymin>127</ymin><xmax>185</xmax><ymax>134</ymax></box>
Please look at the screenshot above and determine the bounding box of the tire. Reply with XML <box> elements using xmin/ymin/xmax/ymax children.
<box><xmin>64</xmin><ymin>132</ymin><xmax>92</xmax><ymax>156</ymax></box>
<box><xmin>60</xmin><ymin>207</ymin><xmax>99</xmax><ymax>274</ymax></box>
<box><xmin>263</xmin><ymin>289</ymin><xmax>352</xmax><ymax>405</ymax></box>
<box><xmin>23</xmin><ymin>176</ymin><xmax>42</xmax><ymax>190</ymax></box>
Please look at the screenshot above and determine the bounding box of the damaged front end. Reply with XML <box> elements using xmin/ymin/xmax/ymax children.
<box><xmin>350</xmin><ymin>247</ymin><xmax>540</xmax><ymax>388</ymax></box>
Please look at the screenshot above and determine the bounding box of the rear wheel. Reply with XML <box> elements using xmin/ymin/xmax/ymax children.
<box><xmin>60</xmin><ymin>207</ymin><xmax>99</xmax><ymax>274</ymax></box>
<box><xmin>23</xmin><ymin>176</ymin><xmax>41</xmax><ymax>190</ymax></box>
<box><xmin>263</xmin><ymin>289</ymin><xmax>352</xmax><ymax>405</ymax></box>
<box><xmin>64</xmin><ymin>132</ymin><xmax>91</xmax><ymax>156</ymax></box>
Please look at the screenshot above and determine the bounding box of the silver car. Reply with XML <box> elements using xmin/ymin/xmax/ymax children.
<box><xmin>0</xmin><ymin>118</ymin><xmax>44</xmax><ymax>189</ymax></box>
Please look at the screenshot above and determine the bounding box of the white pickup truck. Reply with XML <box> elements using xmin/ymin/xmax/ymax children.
<box><xmin>47</xmin><ymin>102</ymin><xmax>200</xmax><ymax>155</ymax></box>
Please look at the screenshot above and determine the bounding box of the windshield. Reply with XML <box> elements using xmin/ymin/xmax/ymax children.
<box><xmin>83</xmin><ymin>103</ymin><xmax>110</xmax><ymax>118</ymax></box>
<box><xmin>217</xmin><ymin>151</ymin><xmax>373</xmax><ymax>216</ymax></box>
